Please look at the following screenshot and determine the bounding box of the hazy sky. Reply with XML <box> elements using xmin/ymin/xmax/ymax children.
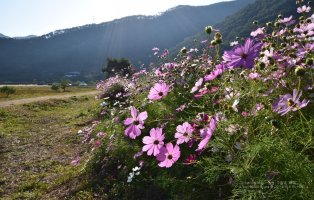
<box><xmin>0</xmin><ymin>0</ymin><xmax>229</xmax><ymax>37</ymax></box>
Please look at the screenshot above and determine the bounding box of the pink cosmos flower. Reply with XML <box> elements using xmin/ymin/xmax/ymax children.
<box><xmin>152</xmin><ymin>47</ymin><xmax>159</xmax><ymax>55</ymax></box>
<box><xmin>297</xmin><ymin>5</ymin><xmax>311</xmax><ymax>13</ymax></box>
<box><xmin>194</xmin><ymin>88</ymin><xmax>209</xmax><ymax>99</ymax></box>
<box><xmin>160</xmin><ymin>49</ymin><xmax>170</xmax><ymax>58</ymax></box>
<box><xmin>133</xmin><ymin>151</ymin><xmax>144</xmax><ymax>159</ymax></box>
<box><xmin>297</xmin><ymin>43</ymin><xmax>314</xmax><ymax>57</ymax></box>
<box><xmin>94</xmin><ymin>140</ymin><xmax>101</xmax><ymax>148</ymax></box>
<box><xmin>157</xmin><ymin>143</ymin><xmax>181</xmax><ymax>168</ymax></box>
<box><xmin>191</xmin><ymin>78</ymin><xmax>203</xmax><ymax>93</ymax></box>
<box><xmin>124</xmin><ymin>106</ymin><xmax>148</xmax><ymax>139</ymax></box>
<box><xmin>249</xmin><ymin>72</ymin><xmax>260</xmax><ymax>80</ymax></box>
<box><xmin>201</xmin><ymin>40</ymin><xmax>208</xmax><ymax>44</ymax></box>
<box><xmin>196</xmin><ymin>116</ymin><xmax>217</xmax><ymax>151</ymax></box>
<box><xmin>194</xmin><ymin>86</ymin><xmax>219</xmax><ymax>99</ymax></box>
<box><xmin>142</xmin><ymin>128</ymin><xmax>165</xmax><ymax>156</ymax></box>
<box><xmin>223</xmin><ymin>38</ymin><xmax>262</xmax><ymax>69</ymax></box>
<box><xmin>250</xmin><ymin>27</ymin><xmax>265</xmax><ymax>37</ymax></box>
<box><xmin>148</xmin><ymin>82</ymin><xmax>169</xmax><ymax>100</ymax></box>
<box><xmin>204</xmin><ymin>64</ymin><xmax>224</xmax><ymax>81</ymax></box>
<box><xmin>71</xmin><ymin>157</ymin><xmax>81</xmax><ymax>166</ymax></box>
<box><xmin>278</xmin><ymin>16</ymin><xmax>295</xmax><ymax>26</ymax></box>
<box><xmin>175</xmin><ymin>122</ymin><xmax>193</xmax><ymax>145</ymax></box>
<box><xmin>293</xmin><ymin>23</ymin><xmax>314</xmax><ymax>38</ymax></box>
<box><xmin>241</xmin><ymin>111</ymin><xmax>248</xmax><ymax>117</ymax></box>
<box><xmin>96</xmin><ymin>131</ymin><xmax>106</xmax><ymax>137</ymax></box>
<box><xmin>183</xmin><ymin>154</ymin><xmax>197</xmax><ymax>165</ymax></box>
<box><xmin>176</xmin><ymin>103</ymin><xmax>187</xmax><ymax>112</ymax></box>
<box><xmin>272</xmin><ymin>89</ymin><xmax>309</xmax><ymax>115</ymax></box>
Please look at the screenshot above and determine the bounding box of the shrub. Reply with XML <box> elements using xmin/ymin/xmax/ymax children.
<box><xmin>60</xmin><ymin>79</ymin><xmax>70</xmax><ymax>92</ymax></box>
<box><xmin>51</xmin><ymin>83</ymin><xmax>60</xmax><ymax>91</ymax></box>
<box><xmin>0</xmin><ymin>86</ymin><xmax>16</xmax><ymax>97</ymax></box>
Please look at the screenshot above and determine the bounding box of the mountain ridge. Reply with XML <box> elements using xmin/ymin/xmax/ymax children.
<box><xmin>0</xmin><ymin>0</ymin><xmax>254</xmax><ymax>83</ymax></box>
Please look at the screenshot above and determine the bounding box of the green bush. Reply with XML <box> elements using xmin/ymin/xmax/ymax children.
<box><xmin>51</xmin><ymin>83</ymin><xmax>60</xmax><ymax>91</ymax></box>
<box><xmin>0</xmin><ymin>86</ymin><xmax>16</xmax><ymax>97</ymax></box>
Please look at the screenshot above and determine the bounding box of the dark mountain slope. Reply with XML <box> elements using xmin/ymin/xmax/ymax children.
<box><xmin>172</xmin><ymin>0</ymin><xmax>298</xmax><ymax>53</ymax></box>
<box><xmin>0</xmin><ymin>33</ymin><xmax>10</xmax><ymax>39</ymax></box>
<box><xmin>0</xmin><ymin>0</ymin><xmax>254</xmax><ymax>83</ymax></box>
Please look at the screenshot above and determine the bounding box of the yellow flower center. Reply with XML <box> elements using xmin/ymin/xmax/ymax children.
<box><xmin>287</xmin><ymin>99</ymin><xmax>295</xmax><ymax>107</ymax></box>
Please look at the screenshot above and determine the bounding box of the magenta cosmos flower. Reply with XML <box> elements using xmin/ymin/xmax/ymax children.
<box><xmin>157</xmin><ymin>143</ymin><xmax>181</xmax><ymax>168</ymax></box>
<box><xmin>272</xmin><ymin>89</ymin><xmax>309</xmax><ymax>116</ymax></box>
<box><xmin>148</xmin><ymin>82</ymin><xmax>169</xmax><ymax>100</ymax></box>
<box><xmin>142</xmin><ymin>128</ymin><xmax>165</xmax><ymax>156</ymax></box>
<box><xmin>204</xmin><ymin>63</ymin><xmax>224</xmax><ymax>81</ymax></box>
<box><xmin>223</xmin><ymin>38</ymin><xmax>262</xmax><ymax>69</ymax></box>
<box><xmin>196</xmin><ymin>116</ymin><xmax>217</xmax><ymax>151</ymax></box>
<box><xmin>124</xmin><ymin>106</ymin><xmax>148</xmax><ymax>139</ymax></box>
<box><xmin>175</xmin><ymin>122</ymin><xmax>193</xmax><ymax>145</ymax></box>
<box><xmin>183</xmin><ymin>154</ymin><xmax>197</xmax><ymax>165</ymax></box>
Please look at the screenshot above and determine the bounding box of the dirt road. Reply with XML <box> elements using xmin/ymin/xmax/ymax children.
<box><xmin>0</xmin><ymin>91</ymin><xmax>99</xmax><ymax>108</ymax></box>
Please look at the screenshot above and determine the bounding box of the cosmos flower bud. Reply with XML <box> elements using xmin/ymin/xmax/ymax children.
<box><xmin>205</xmin><ymin>26</ymin><xmax>213</xmax><ymax>35</ymax></box>
<box><xmin>215</xmin><ymin>38</ymin><xmax>222</xmax><ymax>44</ymax></box>
<box><xmin>253</xmin><ymin>20</ymin><xmax>258</xmax><ymax>25</ymax></box>
<box><xmin>277</xmin><ymin>14</ymin><xmax>283</xmax><ymax>19</ymax></box>
<box><xmin>180</xmin><ymin>47</ymin><xmax>187</xmax><ymax>54</ymax></box>
<box><xmin>258</xmin><ymin>62</ymin><xmax>266</xmax><ymax>70</ymax></box>
<box><xmin>214</xmin><ymin>32</ymin><xmax>222</xmax><ymax>39</ymax></box>
<box><xmin>282</xmin><ymin>36</ymin><xmax>287</xmax><ymax>41</ymax></box>
<box><xmin>211</xmin><ymin>40</ymin><xmax>217</xmax><ymax>46</ymax></box>
<box><xmin>266</xmin><ymin>22</ymin><xmax>272</xmax><ymax>27</ymax></box>
<box><xmin>205</xmin><ymin>68</ymin><xmax>211</xmax><ymax>74</ymax></box>
<box><xmin>204</xmin><ymin>83</ymin><xmax>211</xmax><ymax>89</ymax></box>
<box><xmin>270</xmin><ymin>119</ymin><xmax>279</xmax><ymax>128</ymax></box>
<box><xmin>295</xmin><ymin>66</ymin><xmax>305</xmax><ymax>76</ymax></box>
<box><xmin>306</xmin><ymin>58</ymin><xmax>314</xmax><ymax>65</ymax></box>
<box><xmin>274</xmin><ymin>22</ymin><xmax>279</xmax><ymax>28</ymax></box>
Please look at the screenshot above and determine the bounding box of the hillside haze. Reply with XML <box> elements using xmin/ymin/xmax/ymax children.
<box><xmin>0</xmin><ymin>0</ymin><xmax>254</xmax><ymax>83</ymax></box>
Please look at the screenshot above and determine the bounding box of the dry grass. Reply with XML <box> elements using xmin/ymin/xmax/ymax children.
<box><xmin>0</xmin><ymin>96</ymin><xmax>100</xmax><ymax>199</ymax></box>
<box><xmin>0</xmin><ymin>85</ymin><xmax>96</xmax><ymax>101</ymax></box>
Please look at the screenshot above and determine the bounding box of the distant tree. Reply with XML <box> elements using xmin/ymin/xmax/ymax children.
<box><xmin>51</xmin><ymin>83</ymin><xmax>60</xmax><ymax>91</ymax></box>
<box><xmin>0</xmin><ymin>86</ymin><xmax>16</xmax><ymax>97</ymax></box>
<box><xmin>102</xmin><ymin>58</ymin><xmax>133</xmax><ymax>78</ymax></box>
<box><xmin>60</xmin><ymin>79</ymin><xmax>70</xmax><ymax>92</ymax></box>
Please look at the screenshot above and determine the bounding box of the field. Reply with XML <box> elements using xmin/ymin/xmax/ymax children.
<box><xmin>0</xmin><ymin>90</ymin><xmax>101</xmax><ymax>199</ymax></box>
<box><xmin>0</xmin><ymin>85</ymin><xmax>96</xmax><ymax>101</ymax></box>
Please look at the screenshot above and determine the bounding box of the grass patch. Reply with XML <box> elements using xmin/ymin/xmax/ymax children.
<box><xmin>0</xmin><ymin>86</ymin><xmax>96</xmax><ymax>101</ymax></box>
<box><xmin>0</xmin><ymin>95</ymin><xmax>100</xmax><ymax>199</ymax></box>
